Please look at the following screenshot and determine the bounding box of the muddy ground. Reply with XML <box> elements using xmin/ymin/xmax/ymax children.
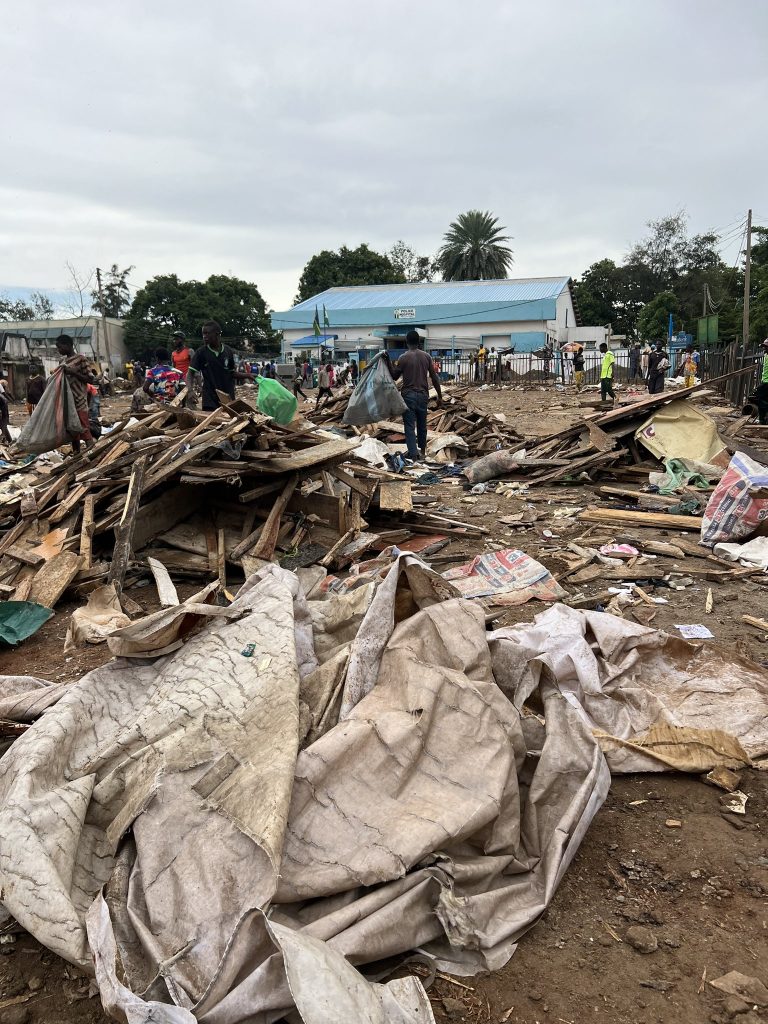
<box><xmin>1</xmin><ymin>382</ymin><xmax>766</xmax><ymax>1024</ymax></box>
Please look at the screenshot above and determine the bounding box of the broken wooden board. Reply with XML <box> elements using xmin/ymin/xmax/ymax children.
<box><xmin>379</xmin><ymin>480</ymin><xmax>413</xmax><ymax>511</ymax></box>
<box><xmin>584</xmin><ymin>420</ymin><xmax>617</xmax><ymax>452</ymax></box>
<box><xmin>27</xmin><ymin>550</ymin><xmax>84</xmax><ymax>608</ymax></box>
<box><xmin>288</xmin><ymin>491</ymin><xmax>347</xmax><ymax>534</ymax></box>
<box><xmin>255</xmin><ymin>438</ymin><xmax>361</xmax><ymax>473</ymax></box>
<box><xmin>130</xmin><ymin>485</ymin><xmax>204</xmax><ymax>550</ymax></box>
<box><xmin>250</xmin><ymin>473</ymin><xmax>299</xmax><ymax>560</ymax></box>
<box><xmin>578</xmin><ymin>507</ymin><xmax>704</xmax><ymax>530</ymax></box>
<box><xmin>4</xmin><ymin>546</ymin><xmax>44</xmax><ymax>567</ymax></box>
<box><xmin>147</xmin><ymin>556</ymin><xmax>180</xmax><ymax>607</ymax></box>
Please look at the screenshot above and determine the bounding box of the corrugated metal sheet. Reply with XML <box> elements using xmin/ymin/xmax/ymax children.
<box><xmin>288</xmin><ymin>277</ymin><xmax>569</xmax><ymax>313</ymax></box>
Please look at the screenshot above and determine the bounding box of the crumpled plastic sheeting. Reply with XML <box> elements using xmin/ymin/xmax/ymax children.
<box><xmin>490</xmin><ymin>604</ymin><xmax>768</xmax><ymax>772</ymax></box>
<box><xmin>0</xmin><ymin>557</ymin><xmax>609</xmax><ymax>1024</ymax></box>
<box><xmin>714</xmin><ymin>535</ymin><xmax>768</xmax><ymax>569</ymax></box>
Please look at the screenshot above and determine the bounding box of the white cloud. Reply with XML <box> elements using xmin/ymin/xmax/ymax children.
<box><xmin>1</xmin><ymin>0</ymin><xmax>766</xmax><ymax>312</ymax></box>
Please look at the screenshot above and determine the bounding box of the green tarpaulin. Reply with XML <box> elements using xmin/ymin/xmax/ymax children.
<box><xmin>0</xmin><ymin>601</ymin><xmax>54</xmax><ymax>645</ymax></box>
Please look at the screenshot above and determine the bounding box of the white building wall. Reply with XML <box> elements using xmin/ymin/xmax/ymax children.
<box><xmin>566</xmin><ymin>325</ymin><xmax>610</xmax><ymax>349</ymax></box>
<box><xmin>283</xmin><ymin>319</ymin><xmax>554</xmax><ymax>355</ymax></box>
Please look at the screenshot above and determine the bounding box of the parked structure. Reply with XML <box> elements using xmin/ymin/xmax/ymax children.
<box><xmin>0</xmin><ymin>316</ymin><xmax>127</xmax><ymax>398</ymax></box>
<box><xmin>272</xmin><ymin>278</ymin><xmax>594</xmax><ymax>362</ymax></box>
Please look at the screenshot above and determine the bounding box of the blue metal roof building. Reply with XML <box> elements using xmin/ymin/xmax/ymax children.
<box><xmin>272</xmin><ymin>277</ymin><xmax>580</xmax><ymax>356</ymax></box>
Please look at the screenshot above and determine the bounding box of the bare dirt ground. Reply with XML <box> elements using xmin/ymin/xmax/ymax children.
<box><xmin>1</xmin><ymin>383</ymin><xmax>766</xmax><ymax>1024</ymax></box>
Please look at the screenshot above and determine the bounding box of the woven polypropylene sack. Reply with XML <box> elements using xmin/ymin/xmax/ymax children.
<box><xmin>343</xmin><ymin>354</ymin><xmax>406</xmax><ymax>426</ymax></box>
<box><xmin>14</xmin><ymin>368</ymin><xmax>83</xmax><ymax>454</ymax></box>
<box><xmin>701</xmin><ymin>451</ymin><xmax>768</xmax><ymax>546</ymax></box>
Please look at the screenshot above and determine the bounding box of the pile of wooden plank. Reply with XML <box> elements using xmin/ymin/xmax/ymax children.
<box><xmin>0</xmin><ymin>394</ymin><xmax>495</xmax><ymax>616</ymax></box>
<box><xmin>472</xmin><ymin>369</ymin><xmax>760</xmax><ymax>489</ymax></box>
<box><xmin>309</xmin><ymin>384</ymin><xmax>523</xmax><ymax>456</ymax></box>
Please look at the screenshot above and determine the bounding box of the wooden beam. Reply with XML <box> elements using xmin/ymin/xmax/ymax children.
<box><xmin>78</xmin><ymin>494</ymin><xmax>96</xmax><ymax>569</ymax></box>
<box><xmin>238</xmin><ymin>480</ymin><xmax>284</xmax><ymax>504</ymax></box>
<box><xmin>327</xmin><ymin>465</ymin><xmax>378</xmax><ymax>499</ymax></box>
<box><xmin>107</xmin><ymin>456</ymin><xmax>147</xmax><ymax>594</ymax></box>
<box><xmin>217</xmin><ymin>528</ymin><xmax>227</xmax><ymax>589</ymax></box>
<box><xmin>249</xmin><ymin>473</ymin><xmax>299</xmax><ymax>560</ymax></box>
<box><xmin>578</xmin><ymin>506</ymin><xmax>704</xmax><ymax>530</ymax></box>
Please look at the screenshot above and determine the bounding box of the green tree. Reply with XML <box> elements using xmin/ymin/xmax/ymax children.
<box><xmin>123</xmin><ymin>273</ymin><xmax>278</xmax><ymax>358</ymax></box>
<box><xmin>636</xmin><ymin>290</ymin><xmax>679</xmax><ymax>342</ymax></box>
<box><xmin>387</xmin><ymin>240</ymin><xmax>436</xmax><ymax>282</ymax></box>
<box><xmin>746</xmin><ymin>226</ymin><xmax>768</xmax><ymax>346</ymax></box>
<box><xmin>573</xmin><ymin>212</ymin><xmax>734</xmax><ymax>340</ymax></box>
<box><xmin>437</xmin><ymin>210</ymin><xmax>513</xmax><ymax>281</ymax></box>
<box><xmin>0</xmin><ymin>291</ymin><xmax>55</xmax><ymax>321</ymax></box>
<box><xmin>295</xmin><ymin>244</ymin><xmax>404</xmax><ymax>304</ymax></box>
<box><xmin>574</xmin><ymin>259</ymin><xmax>659</xmax><ymax>339</ymax></box>
<box><xmin>573</xmin><ymin>259</ymin><xmax>622</xmax><ymax>327</ymax></box>
<box><xmin>627</xmin><ymin>212</ymin><xmax>689</xmax><ymax>287</ymax></box>
<box><xmin>92</xmin><ymin>264</ymin><xmax>133</xmax><ymax>318</ymax></box>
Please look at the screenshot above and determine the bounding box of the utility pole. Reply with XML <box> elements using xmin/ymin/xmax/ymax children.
<box><xmin>95</xmin><ymin>267</ymin><xmax>113</xmax><ymax>370</ymax></box>
<box><xmin>742</xmin><ymin>209</ymin><xmax>753</xmax><ymax>351</ymax></box>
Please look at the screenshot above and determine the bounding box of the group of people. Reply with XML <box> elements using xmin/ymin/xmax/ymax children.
<box><xmin>292</xmin><ymin>358</ymin><xmax>360</xmax><ymax>406</ymax></box>
<box><xmin>134</xmin><ymin>323</ymin><xmax>255</xmax><ymax>411</ymax></box>
<box><xmin>470</xmin><ymin>346</ymin><xmax>508</xmax><ymax>383</ymax></box>
<box><xmin>569</xmin><ymin>340</ymin><xmax>700</xmax><ymax>405</ymax></box>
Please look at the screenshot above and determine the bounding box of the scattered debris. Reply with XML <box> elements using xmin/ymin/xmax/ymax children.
<box><xmin>704</xmin><ymin>766</ymin><xmax>742</xmax><ymax>792</ymax></box>
<box><xmin>719</xmin><ymin>790</ymin><xmax>748</xmax><ymax>815</ymax></box>
<box><xmin>709</xmin><ymin>971</ymin><xmax>768</xmax><ymax>1007</ymax></box>
<box><xmin>625</xmin><ymin>926</ymin><xmax>658</xmax><ymax>953</ymax></box>
<box><xmin>675</xmin><ymin>624</ymin><xmax>714</xmax><ymax>639</ymax></box>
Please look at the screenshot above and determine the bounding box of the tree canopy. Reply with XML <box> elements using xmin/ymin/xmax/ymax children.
<box><xmin>0</xmin><ymin>291</ymin><xmax>55</xmax><ymax>322</ymax></box>
<box><xmin>295</xmin><ymin>244</ymin><xmax>404</xmax><ymax>304</ymax></box>
<box><xmin>92</xmin><ymin>265</ymin><xmax>133</xmax><ymax>318</ymax></box>
<box><xmin>636</xmin><ymin>290</ymin><xmax>679</xmax><ymax>342</ymax></box>
<box><xmin>748</xmin><ymin>226</ymin><xmax>768</xmax><ymax>346</ymax></box>
<box><xmin>437</xmin><ymin>210</ymin><xmax>513</xmax><ymax>281</ymax></box>
<box><xmin>123</xmin><ymin>274</ymin><xmax>278</xmax><ymax>358</ymax></box>
<box><xmin>387</xmin><ymin>241</ymin><xmax>436</xmax><ymax>283</ymax></box>
<box><xmin>575</xmin><ymin>211</ymin><xmax>747</xmax><ymax>342</ymax></box>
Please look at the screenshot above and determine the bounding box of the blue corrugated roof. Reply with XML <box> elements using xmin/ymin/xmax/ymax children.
<box><xmin>288</xmin><ymin>277</ymin><xmax>569</xmax><ymax>313</ymax></box>
<box><xmin>272</xmin><ymin>277</ymin><xmax>572</xmax><ymax>331</ymax></box>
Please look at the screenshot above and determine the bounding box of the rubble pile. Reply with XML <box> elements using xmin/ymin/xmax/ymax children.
<box><xmin>0</xmin><ymin>365</ymin><xmax>767</xmax><ymax>1024</ymax></box>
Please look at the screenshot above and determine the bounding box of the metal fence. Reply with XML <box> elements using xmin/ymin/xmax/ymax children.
<box><xmin>434</xmin><ymin>345</ymin><xmax>764</xmax><ymax>405</ymax></box>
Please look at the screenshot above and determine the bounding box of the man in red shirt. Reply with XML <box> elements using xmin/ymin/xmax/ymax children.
<box><xmin>171</xmin><ymin>332</ymin><xmax>192</xmax><ymax>376</ymax></box>
<box><xmin>391</xmin><ymin>331</ymin><xmax>442</xmax><ymax>462</ymax></box>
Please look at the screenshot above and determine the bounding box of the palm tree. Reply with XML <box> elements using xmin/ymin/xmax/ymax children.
<box><xmin>437</xmin><ymin>210</ymin><xmax>513</xmax><ymax>281</ymax></box>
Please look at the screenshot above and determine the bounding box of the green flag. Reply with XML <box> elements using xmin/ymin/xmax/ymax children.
<box><xmin>313</xmin><ymin>306</ymin><xmax>321</xmax><ymax>337</ymax></box>
<box><xmin>323</xmin><ymin>304</ymin><xmax>330</xmax><ymax>329</ymax></box>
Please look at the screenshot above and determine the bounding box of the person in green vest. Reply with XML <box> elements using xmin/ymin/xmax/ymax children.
<box><xmin>598</xmin><ymin>342</ymin><xmax>616</xmax><ymax>404</ymax></box>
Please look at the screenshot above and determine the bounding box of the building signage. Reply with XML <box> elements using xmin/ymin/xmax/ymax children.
<box><xmin>393</xmin><ymin>307</ymin><xmax>416</xmax><ymax>320</ymax></box>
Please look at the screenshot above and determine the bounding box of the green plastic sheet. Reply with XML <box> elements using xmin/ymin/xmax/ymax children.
<box><xmin>0</xmin><ymin>601</ymin><xmax>54</xmax><ymax>645</ymax></box>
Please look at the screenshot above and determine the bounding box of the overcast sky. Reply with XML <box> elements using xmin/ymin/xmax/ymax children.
<box><xmin>2</xmin><ymin>0</ymin><xmax>766</xmax><ymax>316</ymax></box>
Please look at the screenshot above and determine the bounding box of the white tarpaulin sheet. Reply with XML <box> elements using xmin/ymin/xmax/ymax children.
<box><xmin>0</xmin><ymin>559</ymin><xmax>766</xmax><ymax>1022</ymax></box>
